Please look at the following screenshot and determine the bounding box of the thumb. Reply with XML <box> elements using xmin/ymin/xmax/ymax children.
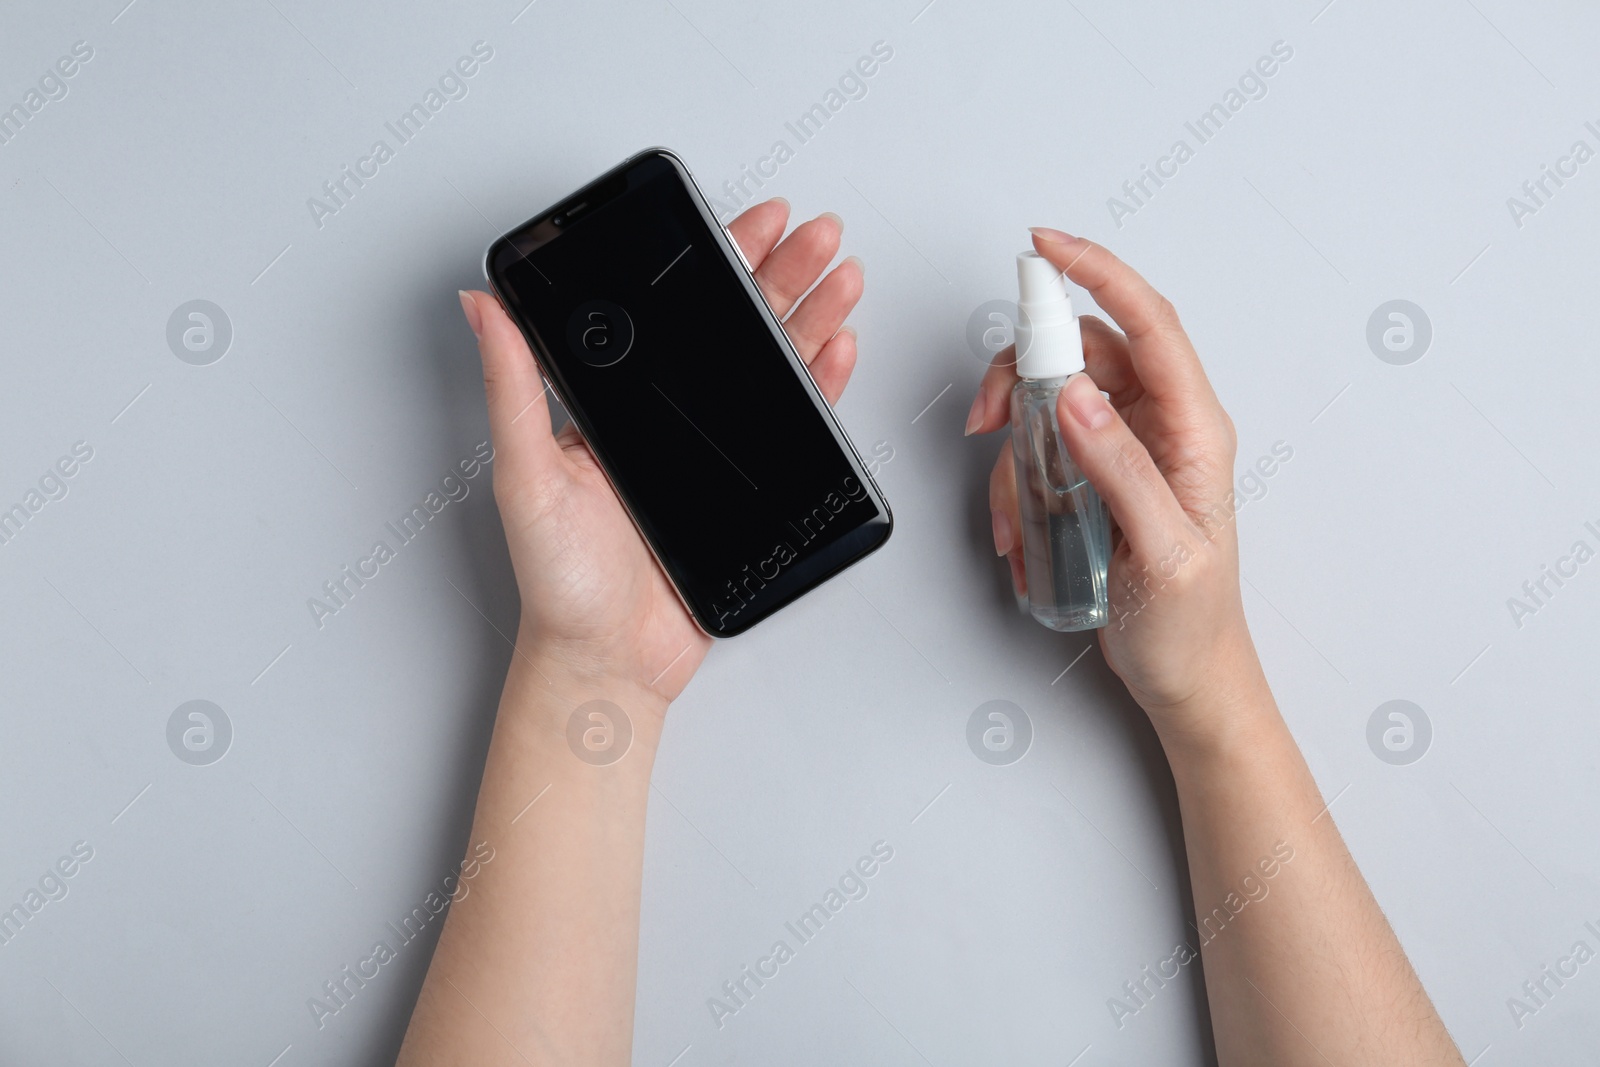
<box><xmin>459</xmin><ymin>290</ymin><xmax>563</xmax><ymax>492</ymax></box>
<box><xmin>1054</xmin><ymin>372</ymin><xmax>1189</xmax><ymax>558</ymax></box>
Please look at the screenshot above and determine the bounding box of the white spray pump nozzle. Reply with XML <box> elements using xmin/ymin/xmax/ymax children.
<box><xmin>1014</xmin><ymin>251</ymin><xmax>1083</xmax><ymax>380</ymax></box>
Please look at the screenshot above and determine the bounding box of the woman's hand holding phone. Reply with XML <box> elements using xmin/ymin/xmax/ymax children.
<box><xmin>400</xmin><ymin>200</ymin><xmax>865</xmax><ymax>1067</ymax></box>
<box><xmin>459</xmin><ymin>198</ymin><xmax>863</xmax><ymax>705</ymax></box>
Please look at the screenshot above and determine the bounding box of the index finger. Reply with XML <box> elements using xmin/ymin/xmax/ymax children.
<box><xmin>1028</xmin><ymin>228</ymin><xmax>1215</xmax><ymax>405</ymax></box>
<box><xmin>725</xmin><ymin>197</ymin><xmax>789</xmax><ymax>272</ymax></box>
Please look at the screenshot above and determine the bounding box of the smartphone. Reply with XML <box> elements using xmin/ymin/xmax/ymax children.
<box><xmin>484</xmin><ymin>148</ymin><xmax>892</xmax><ymax>637</ymax></box>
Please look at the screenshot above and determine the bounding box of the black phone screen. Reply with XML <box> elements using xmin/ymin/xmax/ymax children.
<box><xmin>487</xmin><ymin>150</ymin><xmax>891</xmax><ymax>637</ymax></box>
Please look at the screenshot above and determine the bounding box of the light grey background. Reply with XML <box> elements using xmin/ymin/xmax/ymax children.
<box><xmin>2</xmin><ymin>0</ymin><xmax>1596</xmax><ymax>1063</ymax></box>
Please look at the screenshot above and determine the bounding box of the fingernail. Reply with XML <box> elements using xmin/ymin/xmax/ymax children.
<box><xmin>843</xmin><ymin>253</ymin><xmax>864</xmax><ymax>277</ymax></box>
<box><xmin>1008</xmin><ymin>552</ymin><xmax>1028</xmax><ymax>599</ymax></box>
<box><xmin>1029</xmin><ymin>226</ymin><xmax>1077</xmax><ymax>244</ymax></box>
<box><xmin>838</xmin><ymin>324</ymin><xmax>857</xmax><ymax>339</ymax></box>
<box><xmin>963</xmin><ymin>387</ymin><xmax>986</xmax><ymax>436</ymax></box>
<box><xmin>1064</xmin><ymin>373</ymin><xmax>1113</xmax><ymax>429</ymax></box>
<box><xmin>819</xmin><ymin>211</ymin><xmax>844</xmax><ymax>235</ymax></box>
<box><xmin>991</xmin><ymin>507</ymin><xmax>1014</xmax><ymax>556</ymax></box>
<box><xmin>768</xmin><ymin>196</ymin><xmax>790</xmax><ymax>210</ymax></box>
<box><xmin>458</xmin><ymin>290</ymin><xmax>483</xmax><ymax>340</ymax></box>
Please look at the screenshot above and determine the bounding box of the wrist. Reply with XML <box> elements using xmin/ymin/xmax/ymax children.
<box><xmin>1142</xmin><ymin>636</ymin><xmax>1283</xmax><ymax>771</ymax></box>
<box><xmin>1154</xmin><ymin>689</ymin><xmax>1284</xmax><ymax>780</ymax></box>
<box><xmin>501</xmin><ymin>644</ymin><xmax>669</xmax><ymax>764</ymax></box>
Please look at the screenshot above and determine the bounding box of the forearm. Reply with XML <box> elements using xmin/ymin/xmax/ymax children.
<box><xmin>1156</xmin><ymin>647</ymin><xmax>1462</xmax><ymax>1067</ymax></box>
<box><xmin>398</xmin><ymin>635</ymin><xmax>664</xmax><ymax>1066</ymax></box>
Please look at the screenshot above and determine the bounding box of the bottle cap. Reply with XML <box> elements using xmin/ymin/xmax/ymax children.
<box><xmin>1014</xmin><ymin>251</ymin><xmax>1083</xmax><ymax>379</ymax></box>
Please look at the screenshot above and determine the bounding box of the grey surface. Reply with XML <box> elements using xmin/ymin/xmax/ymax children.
<box><xmin>1</xmin><ymin>0</ymin><xmax>1597</xmax><ymax>1063</ymax></box>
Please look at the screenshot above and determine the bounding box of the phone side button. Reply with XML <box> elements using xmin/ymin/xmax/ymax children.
<box><xmin>726</xmin><ymin>227</ymin><xmax>754</xmax><ymax>273</ymax></box>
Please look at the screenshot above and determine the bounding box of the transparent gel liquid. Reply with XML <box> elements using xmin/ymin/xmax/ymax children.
<box><xmin>1010</xmin><ymin>376</ymin><xmax>1111</xmax><ymax>631</ymax></box>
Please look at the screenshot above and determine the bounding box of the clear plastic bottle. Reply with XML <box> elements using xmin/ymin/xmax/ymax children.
<box><xmin>1008</xmin><ymin>252</ymin><xmax>1111</xmax><ymax>631</ymax></box>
